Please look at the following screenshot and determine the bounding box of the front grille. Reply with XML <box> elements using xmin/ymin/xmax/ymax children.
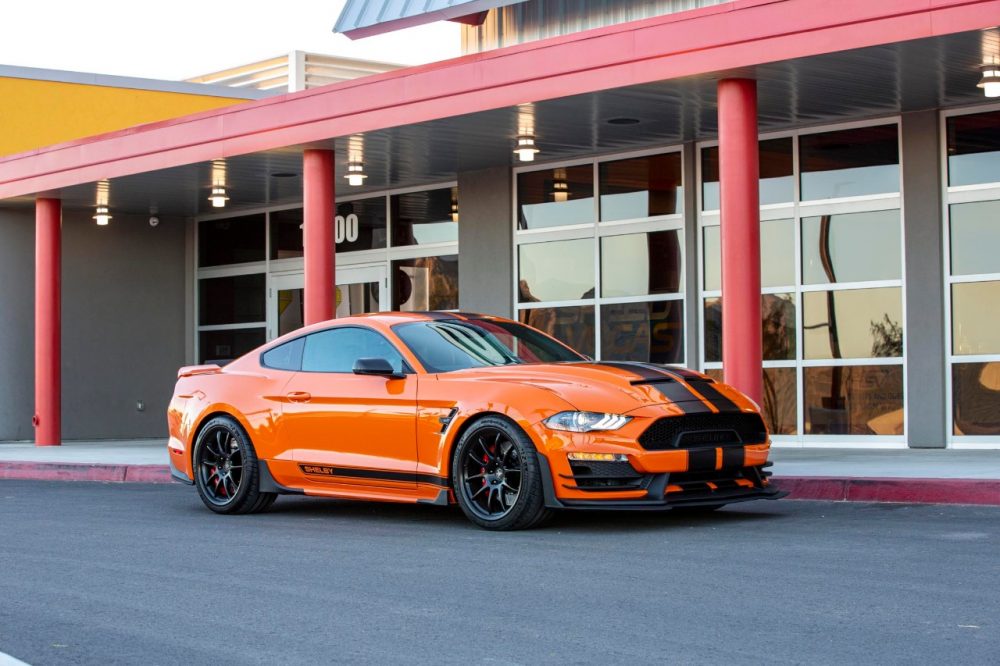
<box><xmin>638</xmin><ymin>413</ymin><xmax>767</xmax><ymax>450</ymax></box>
<box><xmin>564</xmin><ymin>460</ymin><xmax>647</xmax><ymax>491</ymax></box>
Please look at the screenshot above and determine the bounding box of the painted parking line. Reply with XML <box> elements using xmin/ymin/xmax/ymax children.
<box><xmin>0</xmin><ymin>651</ymin><xmax>31</xmax><ymax>666</ymax></box>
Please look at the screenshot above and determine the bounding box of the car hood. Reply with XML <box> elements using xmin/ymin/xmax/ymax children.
<box><xmin>435</xmin><ymin>361</ymin><xmax>749</xmax><ymax>415</ymax></box>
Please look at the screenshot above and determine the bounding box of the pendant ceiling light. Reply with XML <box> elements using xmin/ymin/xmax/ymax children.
<box><xmin>93</xmin><ymin>180</ymin><xmax>111</xmax><ymax>225</ymax></box>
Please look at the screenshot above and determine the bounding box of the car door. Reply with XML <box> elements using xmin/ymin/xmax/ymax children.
<box><xmin>277</xmin><ymin>325</ymin><xmax>418</xmax><ymax>488</ymax></box>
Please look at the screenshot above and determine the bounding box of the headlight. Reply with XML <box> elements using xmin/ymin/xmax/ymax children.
<box><xmin>543</xmin><ymin>411</ymin><xmax>632</xmax><ymax>432</ymax></box>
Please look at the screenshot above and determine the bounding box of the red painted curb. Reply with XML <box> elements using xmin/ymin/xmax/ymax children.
<box><xmin>773</xmin><ymin>476</ymin><xmax>1000</xmax><ymax>506</ymax></box>
<box><xmin>0</xmin><ymin>462</ymin><xmax>172</xmax><ymax>484</ymax></box>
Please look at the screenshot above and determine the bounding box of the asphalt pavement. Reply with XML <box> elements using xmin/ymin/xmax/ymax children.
<box><xmin>0</xmin><ymin>481</ymin><xmax>997</xmax><ymax>665</ymax></box>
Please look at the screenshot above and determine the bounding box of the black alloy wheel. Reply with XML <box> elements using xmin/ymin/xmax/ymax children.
<box><xmin>193</xmin><ymin>416</ymin><xmax>276</xmax><ymax>515</ymax></box>
<box><xmin>452</xmin><ymin>416</ymin><xmax>552</xmax><ymax>530</ymax></box>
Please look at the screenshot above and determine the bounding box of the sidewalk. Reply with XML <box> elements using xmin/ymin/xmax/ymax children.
<box><xmin>1</xmin><ymin>440</ymin><xmax>998</xmax><ymax>505</ymax></box>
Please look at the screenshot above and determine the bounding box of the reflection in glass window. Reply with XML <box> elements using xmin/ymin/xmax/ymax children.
<box><xmin>336</xmin><ymin>281</ymin><xmax>381</xmax><ymax>318</ymax></box>
<box><xmin>517</xmin><ymin>166</ymin><xmax>594</xmax><ymax>229</ymax></box>
<box><xmin>519</xmin><ymin>306</ymin><xmax>595</xmax><ymax>358</ymax></box>
<box><xmin>198</xmin><ymin>214</ymin><xmax>265</xmax><ymax>267</ymax></box>
<box><xmin>703</xmin><ymin>219</ymin><xmax>795</xmax><ymax>292</ymax></box>
<box><xmin>601</xmin><ymin>230</ymin><xmax>681</xmax><ymax>297</ymax></box>
<box><xmin>392</xmin><ymin>255</ymin><xmax>459</xmax><ymax>311</ymax></box>
<box><xmin>338</xmin><ymin>198</ymin><xmax>388</xmax><ymax>252</ymax></box>
<box><xmin>952</xmin><ymin>281</ymin><xmax>1000</xmax><ymax>355</ymax></box>
<box><xmin>803</xmin><ymin>288</ymin><xmax>903</xmax><ymax>360</ymax></box>
<box><xmin>301</xmin><ymin>327</ymin><xmax>404</xmax><ymax>374</ymax></box>
<box><xmin>702</xmin><ymin>294</ymin><xmax>796</xmax><ymax>363</ymax></box>
<box><xmin>950</xmin><ymin>200</ymin><xmax>1000</xmax><ymax>276</ymax></box>
<box><xmin>701</xmin><ymin>138</ymin><xmax>794</xmax><ymax>210</ymax></box>
<box><xmin>599</xmin><ymin>153</ymin><xmax>682</xmax><ymax>221</ymax></box>
<box><xmin>799</xmin><ymin>125</ymin><xmax>899</xmax><ymax>200</ymax></box>
<box><xmin>706</xmin><ymin>367</ymin><xmax>798</xmax><ymax>435</ymax></box>
<box><xmin>804</xmin><ymin>365</ymin><xmax>904</xmax><ymax>435</ymax></box>
<box><xmin>947</xmin><ymin>110</ymin><xmax>1000</xmax><ymax>187</ymax></box>
<box><xmin>801</xmin><ymin>210</ymin><xmax>901</xmax><ymax>284</ymax></box>
<box><xmin>199</xmin><ymin>328</ymin><xmax>266</xmax><ymax>365</ymax></box>
<box><xmin>518</xmin><ymin>239</ymin><xmax>594</xmax><ymax>303</ymax></box>
<box><xmin>276</xmin><ymin>288</ymin><xmax>303</xmax><ymax>337</ymax></box>
<box><xmin>600</xmin><ymin>301</ymin><xmax>683</xmax><ymax>365</ymax></box>
<box><xmin>391</xmin><ymin>187</ymin><xmax>458</xmax><ymax>247</ymax></box>
<box><xmin>270</xmin><ymin>209</ymin><xmax>304</xmax><ymax>260</ymax></box>
<box><xmin>952</xmin><ymin>362</ymin><xmax>1000</xmax><ymax>435</ymax></box>
<box><xmin>199</xmin><ymin>274</ymin><xmax>266</xmax><ymax>326</ymax></box>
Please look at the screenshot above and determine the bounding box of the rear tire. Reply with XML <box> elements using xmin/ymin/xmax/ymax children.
<box><xmin>193</xmin><ymin>416</ymin><xmax>276</xmax><ymax>515</ymax></box>
<box><xmin>452</xmin><ymin>416</ymin><xmax>552</xmax><ymax>531</ymax></box>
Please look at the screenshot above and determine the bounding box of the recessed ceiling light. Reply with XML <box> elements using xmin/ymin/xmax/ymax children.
<box><xmin>606</xmin><ymin>117</ymin><xmax>641</xmax><ymax>125</ymax></box>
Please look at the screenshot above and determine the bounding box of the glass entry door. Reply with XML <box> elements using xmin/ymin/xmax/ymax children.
<box><xmin>267</xmin><ymin>264</ymin><xmax>387</xmax><ymax>340</ymax></box>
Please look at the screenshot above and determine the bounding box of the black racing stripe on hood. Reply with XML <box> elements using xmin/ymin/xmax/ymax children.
<box><xmin>590</xmin><ymin>361</ymin><xmax>673</xmax><ymax>381</ymax></box>
<box><xmin>684</xmin><ymin>377</ymin><xmax>742</xmax><ymax>413</ymax></box>
<box><xmin>591</xmin><ymin>362</ymin><xmax>712</xmax><ymax>413</ymax></box>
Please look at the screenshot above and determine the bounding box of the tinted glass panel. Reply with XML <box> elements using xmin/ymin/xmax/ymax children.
<box><xmin>599</xmin><ymin>153</ymin><xmax>682</xmax><ymax>221</ymax></box>
<box><xmin>804</xmin><ymin>365</ymin><xmax>904</xmax><ymax>435</ymax></box>
<box><xmin>601</xmin><ymin>230</ymin><xmax>681</xmax><ymax>297</ymax></box>
<box><xmin>391</xmin><ymin>188</ymin><xmax>457</xmax><ymax>247</ymax></box>
<box><xmin>953</xmin><ymin>362</ymin><xmax>1000</xmax><ymax>435</ymax></box>
<box><xmin>517</xmin><ymin>166</ymin><xmax>594</xmax><ymax>230</ymax></box>
<box><xmin>261</xmin><ymin>338</ymin><xmax>303</xmax><ymax>371</ymax></box>
<box><xmin>702</xmin><ymin>294</ymin><xmax>796</xmax><ymax>363</ymax></box>
<box><xmin>518</xmin><ymin>239</ymin><xmax>594</xmax><ymax>303</ymax></box>
<box><xmin>947</xmin><ymin>111</ymin><xmax>1000</xmax><ymax>187</ymax></box>
<box><xmin>600</xmin><ymin>301</ymin><xmax>683</xmax><ymax>365</ymax></box>
<box><xmin>392</xmin><ymin>255</ymin><xmax>458</xmax><ymax>311</ymax></box>
<box><xmin>950</xmin><ymin>200</ymin><xmax>1000</xmax><ymax>276</ymax></box>
<box><xmin>198</xmin><ymin>214</ymin><xmax>265</xmax><ymax>267</ymax></box>
<box><xmin>199</xmin><ymin>274</ymin><xmax>265</xmax><ymax>326</ymax></box>
<box><xmin>706</xmin><ymin>367</ymin><xmax>798</xmax><ymax>435</ymax></box>
<box><xmin>803</xmin><ymin>288</ymin><xmax>903</xmax><ymax>360</ymax></box>
<box><xmin>199</xmin><ymin>328</ymin><xmax>265</xmax><ymax>365</ymax></box>
<box><xmin>800</xmin><ymin>126</ymin><xmax>899</xmax><ymax>200</ymax></box>
<box><xmin>701</xmin><ymin>138</ymin><xmax>794</xmax><ymax>210</ymax></box>
<box><xmin>276</xmin><ymin>287</ymin><xmax>303</xmax><ymax>337</ymax></box>
<box><xmin>952</xmin><ymin>281</ymin><xmax>1000</xmax><ymax>355</ymax></box>
<box><xmin>337</xmin><ymin>281</ymin><xmax>381</xmax><ymax>317</ymax></box>
<box><xmin>801</xmin><ymin>210</ymin><xmax>901</xmax><ymax>284</ymax></box>
<box><xmin>519</xmin><ymin>306</ymin><xmax>595</xmax><ymax>358</ymax></box>
<box><xmin>301</xmin><ymin>327</ymin><xmax>404</xmax><ymax>373</ymax></box>
<box><xmin>703</xmin><ymin>219</ymin><xmax>795</xmax><ymax>292</ymax></box>
<box><xmin>338</xmin><ymin>197</ymin><xmax>388</xmax><ymax>251</ymax></box>
<box><xmin>270</xmin><ymin>209</ymin><xmax>304</xmax><ymax>260</ymax></box>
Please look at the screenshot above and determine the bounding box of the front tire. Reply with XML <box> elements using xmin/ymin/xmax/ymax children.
<box><xmin>193</xmin><ymin>416</ymin><xmax>276</xmax><ymax>515</ymax></box>
<box><xmin>452</xmin><ymin>416</ymin><xmax>552</xmax><ymax>531</ymax></box>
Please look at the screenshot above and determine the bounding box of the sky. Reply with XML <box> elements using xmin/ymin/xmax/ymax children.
<box><xmin>0</xmin><ymin>1</ymin><xmax>462</xmax><ymax>80</ymax></box>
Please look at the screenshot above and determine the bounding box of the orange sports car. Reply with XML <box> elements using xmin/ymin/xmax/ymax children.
<box><xmin>168</xmin><ymin>312</ymin><xmax>785</xmax><ymax>530</ymax></box>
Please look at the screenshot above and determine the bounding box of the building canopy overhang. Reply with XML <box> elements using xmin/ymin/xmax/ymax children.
<box><xmin>2</xmin><ymin>0</ymin><xmax>999</xmax><ymax>216</ymax></box>
<box><xmin>333</xmin><ymin>0</ymin><xmax>528</xmax><ymax>40</ymax></box>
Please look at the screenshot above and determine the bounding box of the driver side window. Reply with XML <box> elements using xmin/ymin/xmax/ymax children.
<box><xmin>301</xmin><ymin>327</ymin><xmax>406</xmax><ymax>374</ymax></box>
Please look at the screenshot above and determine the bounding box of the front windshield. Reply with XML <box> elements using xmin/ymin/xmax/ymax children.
<box><xmin>393</xmin><ymin>319</ymin><xmax>585</xmax><ymax>373</ymax></box>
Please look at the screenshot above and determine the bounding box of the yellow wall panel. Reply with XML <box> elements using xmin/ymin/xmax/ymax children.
<box><xmin>0</xmin><ymin>77</ymin><xmax>247</xmax><ymax>157</ymax></box>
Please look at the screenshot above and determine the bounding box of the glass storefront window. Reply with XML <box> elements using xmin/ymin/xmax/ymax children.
<box><xmin>801</xmin><ymin>210</ymin><xmax>901</xmax><ymax>284</ymax></box>
<box><xmin>598</xmin><ymin>153</ymin><xmax>682</xmax><ymax>221</ymax></box>
<box><xmin>600</xmin><ymin>301</ymin><xmax>683</xmax><ymax>365</ymax></box>
<box><xmin>950</xmin><ymin>200</ymin><xmax>1000</xmax><ymax>276</ymax></box>
<box><xmin>198</xmin><ymin>274</ymin><xmax>266</xmax><ymax>326</ymax></box>
<box><xmin>947</xmin><ymin>110</ymin><xmax>1000</xmax><ymax>187</ymax></box>
<box><xmin>518</xmin><ymin>238</ymin><xmax>594</xmax><ymax>303</ymax></box>
<box><xmin>952</xmin><ymin>362</ymin><xmax>1000</xmax><ymax>435</ymax></box>
<box><xmin>519</xmin><ymin>306</ymin><xmax>595</xmax><ymax>358</ymax></box>
<box><xmin>199</xmin><ymin>328</ymin><xmax>266</xmax><ymax>365</ymax></box>
<box><xmin>952</xmin><ymin>281</ymin><xmax>1000</xmax><ymax>355</ymax></box>
<box><xmin>802</xmin><ymin>287</ymin><xmax>903</xmax><ymax>360</ymax></box>
<box><xmin>703</xmin><ymin>219</ymin><xmax>795</xmax><ymax>292</ymax></box>
<box><xmin>270</xmin><ymin>208</ymin><xmax>304</xmax><ymax>260</ymax></box>
<box><xmin>799</xmin><ymin>125</ymin><xmax>899</xmax><ymax>200</ymax></box>
<box><xmin>198</xmin><ymin>214</ymin><xmax>265</xmax><ymax>267</ymax></box>
<box><xmin>391</xmin><ymin>187</ymin><xmax>458</xmax><ymax>247</ymax></box>
<box><xmin>803</xmin><ymin>365</ymin><xmax>904</xmax><ymax>435</ymax></box>
<box><xmin>392</xmin><ymin>254</ymin><xmax>458</xmax><ymax>311</ymax></box>
<box><xmin>702</xmin><ymin>293</ymin><xmax>797</xmax><ymax>363</ymax></box>
<box><xmin>600</xmin><ymin>230</ymin><xmax>681</xmax><ymax>297</ymax></box>
<box><xmin>706</xmin><ymin>367</ymin><xmax>798</xmax><ymax>435</ymax></box>
<box><xmin>701</xmin><ymin>138</ymin><xmax>794</xmax><ymax>210</ymax></box>
<box><xmin>517</xmin><ymin>166</ymin><xmax>594</xmax><ymax>230</ymax></box>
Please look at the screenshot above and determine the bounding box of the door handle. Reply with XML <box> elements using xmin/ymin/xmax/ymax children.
<box><xmin>286</xmin><ymin>391</ymin><xmax>312</xmax><ymax>403</ymax></box>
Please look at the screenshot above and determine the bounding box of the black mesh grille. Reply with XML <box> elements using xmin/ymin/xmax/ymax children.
<box><xmin>638</xmin><ymin>413</ymin><xmax>767</xmax><ymax>450</ymax></box>
<box><xmin>566</xmin><ymin>460</ymin><xmax>646</xmax><ymax>490</ymax></box>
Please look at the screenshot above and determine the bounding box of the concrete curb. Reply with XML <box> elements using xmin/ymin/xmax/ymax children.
<box><xmin>1</xmin><ymin>462</ymin><xmax>999</xmax><ymax>506</ymax></box>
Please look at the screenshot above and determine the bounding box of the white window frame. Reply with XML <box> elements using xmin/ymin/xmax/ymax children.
<box><xmin>697</xmin><ymin>117</ymin><xmax>907</xmax><ymax>448</ymax></box>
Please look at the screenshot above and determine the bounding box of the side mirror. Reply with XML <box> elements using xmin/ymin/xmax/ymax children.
<box><xmin>353</xmin><ymin>357</ymin><xmax>404</xmax><ymax>379</ymax></box>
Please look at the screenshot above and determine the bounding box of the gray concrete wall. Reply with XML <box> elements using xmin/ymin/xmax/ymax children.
<box><xmin>457</xmin><ymin>166</ymin><xmax>514</xmax><ymax>317</ymax></box>
<box><xmin>0</xmin><ymin>208</ymin><xmax>187</xmax><ymax>441</ymax></box>
<box><xmin>901</xmin><ymin>110</ymin><xmax>947</xmax><ymax>448</ymax></box>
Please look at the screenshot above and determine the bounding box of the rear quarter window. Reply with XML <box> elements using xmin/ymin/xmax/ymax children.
<box><xmin>261</xmin><ymin>337</ymin><xmax>304</xmax><ymax>371</ymax></box>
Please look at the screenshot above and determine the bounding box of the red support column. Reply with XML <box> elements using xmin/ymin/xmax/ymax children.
<box><xmin>303</xmin><ymin>149</ymin><xmax>335</xmax><ymax>325</ymax></box>
<box><xmin>34</xmin><ymin>197</ymin><xmax>61</xmax><ymax>446</ymax></box>
<box><xmin>717</xmin><ymin>78</ymin><xmax>763</xmax><ymax>405</ymax></box>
